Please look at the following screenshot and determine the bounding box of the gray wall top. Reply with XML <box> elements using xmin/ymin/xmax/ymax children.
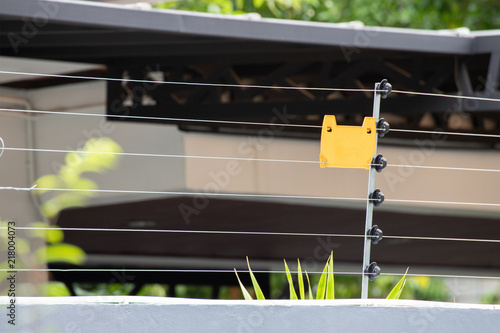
<box><xmin>1</xmin><ymin>297</ymin><xmax>499</xmax><ymax>333</ymax></box>
<box><xmin>3</xmin><ymin>0</ymin><xmax>499</xmax><ymax>55</ymax></box>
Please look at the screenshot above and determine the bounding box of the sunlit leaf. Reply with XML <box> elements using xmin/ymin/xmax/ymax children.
<box><xmin>326</xmin><ymin>251</ymin><xmax>335</xmax><ymax>300</ymax></box>
<box><xmin>387</xmin><ymin>267</ymin><xmax>409</xmax><ymax>299</ymax></box>
<box><xmin>65</xmin><ymin>151</ymin><xmax>86</xmax><ymax>168</ymax></box>
<box><xmin>56</xmin><ymin>192</ymin><xmax>88</xmax><ymax>208</ymax></box>
<box><xmin>316</xmin><ymin>258</ymin><xmax>329</xmax><ymax>300</ymax></box>
<box><xmin>43</xmin><ymin>281</ymin><xmax>72</xmax><ymax>297</ymax></box>
<box><xmin>33</xmin><ymin>175</ymin><xmax>62</xmax><ymax>194</ymax></box>
<box><xmin>137</xmin><ymin>284</ymin><xmax>167</xmax><ymax>297</ymax></box>
<box><xmin>80</xmin><ymin>138</ymin><xmax>123</xmax><ymax>172</ymax></box>
<box><xmin>284</xmin><ymin>259</ymin><xmax>298</xmax><ymax>300</ymax></box>
<box><xmin>395</xmin><ymin>280</ymin><xmax>407</xmax><ymax>299</ymax></box>
<box><xmin>59</xmin><ymin>165</ymin><xmax>81</xmax><ymax>186</ymax></box>
<box><xmin>247</xmin><ymin>257</ymin><xmax>265</xmax><ymax>300</ymax></box>
<box><xmin>35</xmin><ymin>243</ymin><xmax>86</xmax><ymax>266</ymax></box>
<box><xmin>305</xmin><ymin>271</ymin><xmax>313</xmax><ymax>300</ymax></box>
<box><xmin>72</xmin><ymin>178</ymin><xmax>99</xmax><ymax>192</ymax></box>
<box><xmin>253</xmin><ymin>0</ymin><xmax>265</xmax><ymax>8</ymax></box>
<box><xmin>41</xmin><ymin>194</ymin><xmax>87</xmax><ymax>218</ymax></box>
<box><xmin>297</xmin><ymin>259</ymin><xmax>305</xmax><ymax>300</ymax></box>
<box><xmin>234</xmin><ymin>269</ymin><xmax>253</xmax><ymax>300</ymax></box>
<box><xmin>41</xmin><ymin>200</ymin><xmax>61</xmax><ymax>219</ymax></box>
<box><xmin>28</xmin><ymin>222</ymin><xmax>64</xmax><ymax>243</ymax></box>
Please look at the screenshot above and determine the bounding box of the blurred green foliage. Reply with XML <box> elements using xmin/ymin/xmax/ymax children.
<box><xmin>1</xmin><ymin>137</ymin><xmax>123</xmax><ymax>296</ymax></box>
<box><xmin>35</xmin><ymin>137</ymin><xmax>122</xmax><ymax>219</ymax></box>
<box><xmin>156</xmin><ymin>0</ymin><xmax>500</xmax><ymax>30</ymax></box>
<box><xmin>272</xmin><ymin>273</ymin><xmax>450</xmax><ymax>301</ymax></box>
<box><xmin>0</xmin><ymin>220</ymin><xmax>86</xmax><ymax>296</ymax></box>
<box><xmin>481</xmin><ymin>284</ymin><xmax>500</xmax><ymax>304</ymax></box>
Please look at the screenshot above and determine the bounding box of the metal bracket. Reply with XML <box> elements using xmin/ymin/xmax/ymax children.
<box><xmin>364</xmin><ymin>262</ymin><xmax>381</xmax><ymax>281</ymax></box>
<box><xmin>368</xmin><ymin>225</ymin><xmax>383</xmax><ymax>245</ymax></box>
<box><xmin>361</xmin><ymin>80</ymin><xmax>389</xmax><ymax>299</ymax></box>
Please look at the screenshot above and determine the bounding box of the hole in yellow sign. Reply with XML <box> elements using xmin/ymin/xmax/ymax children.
<box><xmin>320</xmin><ymin>115</ymin><xmax>377</xmax><ymax>169</ymax></box>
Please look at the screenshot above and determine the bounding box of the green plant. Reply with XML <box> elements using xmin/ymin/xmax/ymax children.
<box><xmin>35</xmin><ymin>137</ymin><xmax>123</xmax><ymax>219</ymax></box>
<box><xmin>156</xmin><ymin>0</ymin><xmax>500</xmax><ymax>30</ymax></box>
<box><xmin>235</xmin><ymin>252</ymin><xmax>408</xmax><ymax>300</ymax></box>
<box><xmin>1</xmin><ymin>137</ymin><xmax>124</xmax><ymax>296</ymax></box>
<box><xmin>0</xmin><ymin>219</ymin><xmax>86</xmax><ymax>296</ymax></box>
<box><xmin>386</xmin><ymin>268</ymin><xmax>408</xmax><ymax>299</ymax></box>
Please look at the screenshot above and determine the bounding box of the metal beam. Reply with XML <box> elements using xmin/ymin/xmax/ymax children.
<box><xmin>0</xmin><ymin>0</ymin><xmax>476</xmax><ymax>54</ymax></box>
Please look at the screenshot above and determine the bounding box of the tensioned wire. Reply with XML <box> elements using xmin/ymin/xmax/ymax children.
<box><xmin>1</xmin><ymin>70</ymin><xmax>500</xmax><ymax>138</ymax></box>
<box><xmin>4</xmin><ymin>226</ymin><xmax>500</xmax><ymax>244</ymax></box>
<box><xmin>0</xmin><ymin>186</ymin><xmax>497</xmax><ymax>207</ymax></box>
<box><xmin>0</xmin><ymin>268</ymin><xmax>499</xmax><ymax>281</ymax></box>
<box><xmin>389</xmin><ymin>128</ymin><xmax>500</xmax><ymax>138</ymax></box>
<box><xmin>1</xmin><ymin>146</ymin><xmax>499</xmax><ymax>173</ymax></box>
<box><xmin>1</xmin><ymin>73</ymin><xmax>497</xmax><ymax>283</ymax></box>
<box><xmin>0</xmin><ymin>106</ymin><xmax>499</xmax><ymax>138</ymax></box>
<box><xmin>0</xmin><ymin>70</ymin><xmax>381</xmax><ymax>93</ymax></box>
<box><xmin>2</xmin><ymin>70</ymin><xmax>500</xmax><ymax>103</ymax></box>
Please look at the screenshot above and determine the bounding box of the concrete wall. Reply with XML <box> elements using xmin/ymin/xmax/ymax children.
<box><xmin>0</xmin><ymin>297</ymin><xmax>499</xmax><ymax>333</ymax></box>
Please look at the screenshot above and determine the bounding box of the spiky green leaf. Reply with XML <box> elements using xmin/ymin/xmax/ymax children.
<box><xmin>326</xmin><ymin>252</ymin><xmax>335</xmax><ymax>299</ymax></box>
<box><xmin>247</xmin><ymin>257</ymin><xmax>265</xmax><ymax>300</ymax></box>
<box><xmin>387</xmin><ymin>267</ymin><xmax>409</xmax><ymax>299</ymax></box>
<box><xmin>297</xmin><ymin>259</ymin><xmax>305</xmax><ymax>300</ymax></box>
<box><xmin>284</xmin><ymin>259</ymin><xmax>298</xmax><ymax>300</ymax></box>
<box><xmin>316</xmin><ymin>259</ymin><xmax>329</xmax><ymax>300</ymax></box>
<box><xmin>234</xmin><ymin>269</ymin><xmax>253</xmax><ymax>300</ymax></box>
<box><xmin>305</xmin><ymin>271</ymin><xmax>313</xmax><ymax>300</ymax></box>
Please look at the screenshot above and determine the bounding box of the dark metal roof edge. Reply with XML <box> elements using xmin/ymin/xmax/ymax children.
<box><xmin>1</xmin><ymin>0</ymin><xmax>491</xmax><ymax>55</ymax></box>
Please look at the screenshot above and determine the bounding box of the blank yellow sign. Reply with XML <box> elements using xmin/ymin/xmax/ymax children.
<box><xmin>320</xmin><ymin>116</ymin><xmax>377</xmax><ymax>169</ymax></box>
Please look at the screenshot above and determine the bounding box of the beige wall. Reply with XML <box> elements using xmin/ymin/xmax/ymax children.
<box><xmin>184</xmin><ymin>132</ymin><xmax>500</xmax><ymax>217</ymax></box>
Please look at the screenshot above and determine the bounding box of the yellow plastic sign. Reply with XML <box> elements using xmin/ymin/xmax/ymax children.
<box><xmin>320</xmin><ymin>116</ymin><xmax>377</xmax><ymax>169</ymax></box>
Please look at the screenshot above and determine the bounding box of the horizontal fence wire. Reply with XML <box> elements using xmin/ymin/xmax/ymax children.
<box><xmin>0</xmin><ymin>186</ymin><xmax>498</xmax><ymax>207</ymax></box>
<box><xmin>385</xmin><ymin>164</ymin><xmax>500</xmax><ymax>173</ymax></box>
<box><xmin>391</xmin><ymin>89</ymin><xmax>500</xmax><ymax>103</ymax></box>
<box><xmin>0</xmin><ymin>268</ymin><xmax>498</xmax><ymax>280</ymax></box>
<box><xmin>2</xmin><ymin>147</ymin><xmax>318</xmax><ymax>165</ymax></box>
<box><xmin>0</xmin><ymin>70</ymin><xmax>500</xmax><ymax>138</ymax></box>
<box><xmin>0</xmin><ymin>70</ymin><xmax>377</xmax><ymax>93</ymax></box>
<box><xmin>1</xmin><ymin>70</ymin><xmax>499</xmax><ymax>293</ymax></box>
<box><xmin>2</xmin><ymin>226</ymin><xmax>499</xmax><ymax>244</ymax></box>
<box><xmin>1</xmin><ymin>106</ymin><xmax>499</xmax><ymax>138</ymax></box>
<box><xmin>2</xmin><ymin>70</ymin><xmax>500</xmax><ymax>103</ymax></box>
<box><xmin>389</xmin><ymin>128</ymin><xmax>500</xmax><ymax>138</ymax></box>
<box><xmin>0</xmin><ymin>186</ymin><xmax>370</xmax><ymax>202</ymax></box>
<box><xmin>384</xmin><ymin>198</ymin><xmax>499</xmax><ymax>207</ymax></box>
<box><xmin>0</xmin><ymin>107</ymin><xmax>321</xmax><ymax>128</ymax></box>
<box><xmin>2</xmin><ymin>146</ymin><xmax>499</xmax><ymax>173</ymax></box>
